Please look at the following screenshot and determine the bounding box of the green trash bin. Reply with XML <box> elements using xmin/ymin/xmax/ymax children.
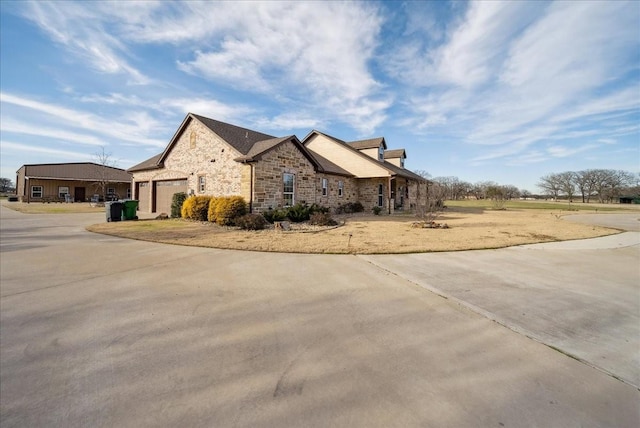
<box><xmin>121</xmin><ymin>200</ymin><xmax>139</xmax><ymax>220</ymax></box>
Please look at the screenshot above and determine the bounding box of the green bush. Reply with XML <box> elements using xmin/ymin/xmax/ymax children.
<box><xmin>235</xmin><ymin>213</ymin><xmax>268</xmax><ymax>230</ymax></box>
<box><xmin>335</xmin><ymin>201</ymin><xmax>364</xmax><ymax>214</ymax></box>
<box><xmin>372</xmin><ymin>206</ymin><xmax>382</xmax><ymax>215</ymax></box>
<box><xmin>181</xmin><ymin>196</ymin><xmax>211</xmax><ymax>221</ymax></box>
<box><xmin>214</xmin><ymin>196</ymin><xmax>247</xmax><ymax>225</ymax></box>
<box><xmin>285</xmin><ymin>202</ymin><xmax>311</xmax><ymax>222</ymax></box>
<box><xmin>170</xmin><ymin>192</ymin><xmax>188</xmax><ymax>218</ymax></box>
<box><xmin>309</xmin><ymin>212</ymin><xmax>337</xmax><ymax>226</ymax></box>
<box><xmin>263</xmin><ymin>208</ymin><xmax>288</xmax><ymax>223</ymax></box>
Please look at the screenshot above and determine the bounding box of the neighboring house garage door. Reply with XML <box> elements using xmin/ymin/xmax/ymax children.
<box><xmin>155</xmin><ymin>179</ymin><xmax>188</xmax><ymax>214</ymax></box>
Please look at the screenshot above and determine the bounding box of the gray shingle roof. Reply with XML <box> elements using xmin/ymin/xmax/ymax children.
<box><xmin>127</xmin><ymin>154</ymin><xmax>162</xmax><ymax>172</ymax></box>
<box><xmin>22</xmin><ymin>163</ymin><xmax>131</xmax><ymax>182</ymax></box>
<box><xmin>348</xmin><ymin>137</ymin><xmax>387</xmax><ymax>150</ymax></box>
<box><xmin>384</xmin><ymin>149</ymin><xmax>406</xmax><ymax>159</ymax></box>
<box><xmin>191</xmin><ymin>113</ymin><xmax>276</xmax><ymax>155</ymax></box>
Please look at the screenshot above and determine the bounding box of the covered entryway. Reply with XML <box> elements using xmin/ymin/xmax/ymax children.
<box><xmin>154</xmin><ymin>179</ymin><xmax>188</xmax><ymax>214</ymax></box>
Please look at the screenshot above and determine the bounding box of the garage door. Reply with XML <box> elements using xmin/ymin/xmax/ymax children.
<box><xmin>137</xmin><ymin>182</ymin><xmax>150</xmax><ymax>212</ymax></box>
<box><xmin>154</xmin><ymin>179</ymin><xmax>188</xmax><ymax>214</ymax></box>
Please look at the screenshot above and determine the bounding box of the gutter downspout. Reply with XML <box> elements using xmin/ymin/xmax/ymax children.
<box><xmin>388</xmin><ymin>175</ymin><xmax>395</xmax><ymax>215</ymax></box>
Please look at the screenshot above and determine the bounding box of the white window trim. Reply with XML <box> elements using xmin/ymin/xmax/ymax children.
<box><xmin>283</xmin><ymin>173</ymin><xmax>295</xmax><ymax>206</ymax></box>
<box><xmin>58</xmin><ymin>186</ymin><xmax>69</xmax><ymax>198</ymax></box>
<box><xmin>378</xmin><ymin>184</ymin><xmax>384</xmax><ymax>207</ymax></box>
<box><xmin>107</xmin><ymin>187</ymin><xmax>116</xmax><ymax>195</ymax></box>
<box><xmin>338</xmin><ymin>181</ymin><xmax>344</xmax><ymax>197</ymax></box>
<box><xmin>31</xmin><ymin>185</ymin><xmax>43</xmax><ymax>198</ymax></box>
<box><xmin>322</xmin><ymin>178</ymin><xmax>328</xmax><ymax>196</ymax></box>
<box><xmin>198</xmin><ymin>175</ymin><xmax>206</xmax><ymax>193</ymax></box>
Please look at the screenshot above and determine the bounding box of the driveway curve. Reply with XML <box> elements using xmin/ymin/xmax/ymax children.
<box><xmin>1</xmin><ymin>205</ymin><xmax>638</xmax><ymax>427</ymax></box>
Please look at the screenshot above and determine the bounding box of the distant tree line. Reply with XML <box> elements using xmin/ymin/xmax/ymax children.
<box><xmin>413</xmin><ymin>169</ymin><xmax>639</xmax><ymax>204</ymax></box>
<box><xmin>537</xmin><ymin>169</ymin><xmax>639</xmax><ymax>203</ymax></box>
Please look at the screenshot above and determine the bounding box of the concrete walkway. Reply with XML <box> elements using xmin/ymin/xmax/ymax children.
<box><xmin>1</xmin><ymin>205</ymin><xmax>638</xmax><ymax>427</ymax></box>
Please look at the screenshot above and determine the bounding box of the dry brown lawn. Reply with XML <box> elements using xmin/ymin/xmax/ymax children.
<box><xmin>85</xmin><ymin>207</ymin><xmax>621</xmax><ymax>254</ymax></box>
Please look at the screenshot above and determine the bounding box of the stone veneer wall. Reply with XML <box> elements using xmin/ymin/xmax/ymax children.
<box><xmin>357</xmin><ymin>178</ymin><xmax>390</xmax><ymax>212</ymax></box>
<box><xmin>315</xmin><ymin>174</ymin><xmax>358</xmax><ymax>210</ymax></box>
<box><xmin>132</xmin><ymin>119</ymin><xmax>247</xmax><ymax>205</ymax></box>
<box><xmin>251</xmin><ymin>141</ymin><xmax>316</xmax><ymax>212</ymax></box>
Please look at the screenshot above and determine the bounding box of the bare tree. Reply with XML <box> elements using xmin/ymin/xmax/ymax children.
<box><xmin>92</xmin><ymin>147</ymin><xmax>118</xmax><ymax>201</ymax></box>
<box><xmin>486</xmin><ymin>185</ymin><xmax>506</xmax><ymax>209</ymax></box>
<box><xmin>501</xmin><ymin>185</ymin><xmax>520</xmax><ymax>200</ymax></box>
<box><xmin>0</xmin><ymin>177</ymin><xmax>14</xmax><ymax>193</ymax></box>
<box><xmin>556</xmin><ymin>171</ymin><xmax>576</xmax><ymax>202</ymax></box>
<box><xmin>537</xmin><ymin>174</ymin><xmax>562</xmax><ymax>200</ymax></box>
<box><xmin>574</xmin><ymin>170</ymin><xmax>597</xmax><ymax>203</ymax></box>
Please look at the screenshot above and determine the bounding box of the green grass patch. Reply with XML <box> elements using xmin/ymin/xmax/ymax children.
<box><xmin>445</xmin><ymin>199</ymin><xmax>627</xmax><ymax>211</ymax></box>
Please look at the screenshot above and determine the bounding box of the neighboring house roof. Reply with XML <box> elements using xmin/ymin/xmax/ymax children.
<box><xmin>348</xmin><ymin>137</ymin><xmax>387</xmax><ymax>150</ymax></box>
<box><xmin>385</xmin><ymin>149</ymin><xmax>406</xmax><ymax>159</ymax></box>
<box><xmin>20</xmin><ymin>163</ymin><xmax>131</xmax><ymax>182</ymax></box>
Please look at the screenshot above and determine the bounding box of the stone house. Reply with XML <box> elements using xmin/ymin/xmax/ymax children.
<box><xmin>129</xmin><ymin>113</ymin><xmax>427</xmax><ymax>214</ymax></box>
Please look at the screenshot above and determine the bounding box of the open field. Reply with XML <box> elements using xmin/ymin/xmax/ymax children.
<box><xmin>86</xmin><ymin>207</ymin><xmax>625</xmax><ymax>254</ymax></box>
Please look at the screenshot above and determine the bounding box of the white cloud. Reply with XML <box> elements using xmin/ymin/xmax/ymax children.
<box><xmin>1</xmin><ymin>92</ymin><xmax>166</xmax><ymax>147</ymax></box>
<box><xmin>22</xmin><ymin>1</ymin><xmax>150</xmax><ymax>85</ymax></box>
<box><xmin>391</xmin><ymin>0</ymin><xmax>639</xmax><ymax>166</ymax></box>
<box><xmin>0</xmin><ymin>141</ymin><xmax>92</xmax><ymax>160</ymax></box>
<box><xmin>1</xmin><ymin>118</ymin><xmax>107</xmax><ymax>146</ymax></box>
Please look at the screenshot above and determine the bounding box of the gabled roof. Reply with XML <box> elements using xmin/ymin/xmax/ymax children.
<box><xmin>21</xmin><ymin>162</ymin><xmax>131</xmax><ymax>182</ymax></box>
<box><xmin>348</xmin><ymin>137</ymin><xmax>387</xmax><ymax>150</ymax></box>
<box><xmin>385</xmin><ymin>149</ymin><xmax>406</xmax><ymax>159</ymax></box>
<box><xmin>128</xmin><ymin>154</ymin><xmax>162</xmax><ymax>172</ymax></box>
<box><xmin>305</xmin><ymin>149</ymin><xmax>353</xmax><ymax>177</ymax></box>
<box><xmin>302</xmin><ymin>130</ymin><xmax>426</xmax><ymax>182</ymax></box>
<box><xmin>191</xmin><ymin>113</ymin><xmax>276</xmax><ymax>156</ymax></box>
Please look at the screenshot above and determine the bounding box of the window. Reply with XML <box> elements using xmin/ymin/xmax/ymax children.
<box><xmin>58</xmin><ymin>186</ymin><xmax>69</xmax><ymax>198</ymax></box>
<box><xmin>378</xmin><ymin>184</ymin><xmax>384</xmax><ymax>207</ymax></box>
<box><xmin>400</xmin><ymin>157</ymin><xmax>405</xmax><ymax>168</ymax></box>
<box><xmin>322</xmin><ymin>178</ymin><xmax>328</xmax><ymax>196</ymax></box>
<box><xmin>31</xmin><ymin>186</ymin><xmax>43</xmax><ymax>198</ymax></box>
<box><xmin>378</xmin><ymin>145</ymin><xmax>384</xmax><ymax>161</ymax></box>
<box><xmin>283</xmin><ymin>173</ymin><xmax>295</xmax><ymax>206</ymax></box>
<box><xmin>127</xmin><ymin>188</ymin><xmax>132</xmax><ymax>199</ymax></box>
<box><xmin>198</xmin><ymin>175</ymin><xmax>206</xmax><ymax>193</ymax></box>
<box><xmin>107</xmin><ymin>188</ymin><xmax>115</xmax><ymax>195</ymax></box>
<box><xmin>338</xmin><ymin>181</ymin><xmax>344</xmax><ymax>197</ymax></box>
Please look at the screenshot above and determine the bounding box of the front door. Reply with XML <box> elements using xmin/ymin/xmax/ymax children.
<box><xmin>74</xmin><ymin>187</ymin><xmax>85</xmax><ymax>202</ymax></box>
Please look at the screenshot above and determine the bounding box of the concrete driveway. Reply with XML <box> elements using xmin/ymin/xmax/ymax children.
<box><xmin>1</xmin><ymin>205</ymin><xmax>638</xmax><ymax>427</ymax></box>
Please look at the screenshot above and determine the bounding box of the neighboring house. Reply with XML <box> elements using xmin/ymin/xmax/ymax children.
<box><xmin>16</xmin><ymin>163</ymin><xmax>132</xmax><ymax>203</ymax></box>
<box><xmin>129</xmin><ymin>113</ymin><xmax>428</xmax><ymax>214</ymax></box>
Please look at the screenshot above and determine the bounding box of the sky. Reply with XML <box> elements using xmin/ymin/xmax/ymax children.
<box><xmin>1</xmin><ymin>0</ymin><xmax>638</xmax><ymax>193</ymax></box>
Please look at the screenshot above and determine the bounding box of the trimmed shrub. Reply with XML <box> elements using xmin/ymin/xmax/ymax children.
<box><xmin>309</xmin><ymin>212</ymin><xmax>338</xmax><ymax>226</ymax></box>
<box><xmin>235</xmin><ymin>213</ymin><xmax>268</xmax><ymax>230</ymax></box>
<box><xmin>170</xmin><ymin>192</ymin><xmax>188</xmax><ymax>218</ymax></box>
<box><xmin>309</xmin><ymin>203</ymin><xmax>330</xmax><ymax>214</ymax></box>
<box><xmin>285</xmin><ymin>202</ymin><xmax>311</xmax><ymax>223</ymax></box>
<box><xmin>263</xmin><ymin>208</ymin><xmax>288</xmax><ymax>223</ymax></box>
<box><xmin>207</xmin><ymin>197</ymin><xmax>221</xmax><ymax>223</ymax></box>
<box><xmin>214</xmin><ymin>196</ymin><xmax>247</xmax><ymax>225</ymax></box>
<box><xmin>372</xmin><ymin>206</ymin><xmax>382</xmax><ymax>215</ymax></box>
<box><xmin>181</xmin><ymin>196</ymin><xmax>211</xmax><ymax>221</ymax></box>
<box><xmin>335</xmin><ymin>201</ymin><xmax>364</xmax><ymax>214</ymax></box>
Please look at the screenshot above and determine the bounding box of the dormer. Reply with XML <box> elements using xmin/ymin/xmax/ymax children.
<box><xmin>385</xmin><ymin>149</ymin><xmax>406</xmax><ymax>168</ymax></box>
<box><xmin>347</xmin><ymin>137</ymin><xmax>387</xmax><ymax>162</ymax></box>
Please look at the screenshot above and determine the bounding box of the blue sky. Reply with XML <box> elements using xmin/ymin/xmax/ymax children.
<box><xmin>1</xmin><ymin>0</ymin><xmax>638</xmax><ymax>192</ymax></box>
